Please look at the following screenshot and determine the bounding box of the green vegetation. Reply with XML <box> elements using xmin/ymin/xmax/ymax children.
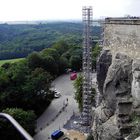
<box><xmin>0</xmin><ymin>58</ymin><xmax>24</xmax><ymax>66</ymax></box>
<box><xmin>0</xmin><ymin>23</ymin><xmax>101</xmax><ymax>60</ymax></box>
<box><xmin>0</xmin><ymin>39</ymin><xmax>84</xmax><ymax>139</ymax></box>
<box><xmin>92</xmin><ymin>44</ymin><xmax>101</xmax><ymax>69</ymax></box>
<box><xmin>73</xmin><ymin>44</ymin><xmax>101</xmax><ymax>112</ymax></box>
<box><xmin>73</xmin><ymin>74</ymin><xmax>96</xmax><ymax>112</ymax></box>
<box><xmin>73</xmin><ymin>74</ymin><xmax>83</xmax><ymax>112</ymax></box>
<box><xmin>129</xmin><ymin>114</ymin><xmax>140</xmax><ymax>139</ymax></box>
<box><xmin>0</xmin><ymin>22</ymin><xmax>101</xmax><ymax>139</ymax></box>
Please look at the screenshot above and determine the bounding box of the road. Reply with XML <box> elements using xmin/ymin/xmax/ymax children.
<box><xmin>34</xmin><ymin>73</ymin><xmax>79</xmax><ymax>140</ymax></box>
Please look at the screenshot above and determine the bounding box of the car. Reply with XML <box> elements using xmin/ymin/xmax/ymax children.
<box><xmin>54</xmin><ymin>91</ymin><xmax>61</xmax><ymax>98</ymax></box>
<box><xmin>50</xmin><ymin>88</ymin><xmax>61</xmax><ymax>98</ymax></box>
<box><xmin>70</xmin><ymin>72</ymin><xmax>77</xmax><ymax>80</ymax></box>
<box><xmin>51</xmin><ymin>130</ymin><xmax>64</xmax><ymax>140</ymax></box>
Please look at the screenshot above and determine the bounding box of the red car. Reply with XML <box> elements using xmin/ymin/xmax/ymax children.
<box><xmin>70</xmin><ymin>72</ymin><xmax>77</xmax><ymax>80</ymax></box>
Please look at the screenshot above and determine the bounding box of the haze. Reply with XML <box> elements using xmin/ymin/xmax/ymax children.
<box><xmin>0</xmin><ymin>0</ymin><xmax>139</xmax><ymax>21</ymax></box>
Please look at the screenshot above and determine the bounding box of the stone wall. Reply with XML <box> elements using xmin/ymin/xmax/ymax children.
<box><xmin>104</xmin><ymin>18</ymin><xmax>140</xmax><ymax>59</ymax></box>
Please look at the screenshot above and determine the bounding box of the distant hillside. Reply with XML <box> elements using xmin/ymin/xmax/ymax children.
<box><xmin>0</xmin><ymin>22</ymin><xmax>101</xmax><ymax>60</ymax></box>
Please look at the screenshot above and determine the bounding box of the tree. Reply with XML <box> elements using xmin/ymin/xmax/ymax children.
<box><xmin>22</xmin><ymin>68</ymin><xmax>53</xmax><ymax>114</ymax></box>
<box><xmin>58</xmin><ymin>56</ymin><xmax>69</xmax><ymax>74</ymax></box>
<box><xmin>42</xmin><ymin>55</ymin><xmax>59</xmax><ymax>76</ymax></box>
<box><xmin>53</xmin><ymin>40</ymin><xmax>69</xmax><ymax>55</ymax></box>
<box><xmin>73</xmin><ymin>74</ymin><xmax>83</xmax><ymax>112</ymax></box>
<box><xmin>27</xmin><ymin>52</ymin><xmax>43</xmax><ymax>69</ymax></box>
<box><xmin>74</xmin><ymin>74</ymin><xmax>96</xmax><ymax>112</ymax></box>
<box><xmin>7</xmin><ymin>60</ymin><xmax>29</xmax><ymax>85</ymax></box>
<box><xmin>41</xmin><ymin>48</ymin><xmax>60</xmax><ymax>60</ymax></box>
<box><xmin>0</xmin><ymin>67</ymin><xmax>10</xmax><ymax>91</ymax></box>
<box><xmin>69</xmin><ymin>55</ymin><xmax>82</xmax><ymax>71</ymax></box>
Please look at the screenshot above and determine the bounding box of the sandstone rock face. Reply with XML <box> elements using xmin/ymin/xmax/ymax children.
<box><xmin>96</xmin><ymin>50</ymin><xmax>112</xmax><ymax>95</ymax></box>
<box><xmin>97</xmin><ymin>115</ymin><xmax>119</xmax><ymax>140</ymax></box>
<box><xmin>103</xmin><ymin>53</ymin><xmax>132</xmax><ymax>115</ymax></box>
<box><xmin>93</xmin><ymin>52</ymin><xmax>134</xmax><ymax>140</ymax></box>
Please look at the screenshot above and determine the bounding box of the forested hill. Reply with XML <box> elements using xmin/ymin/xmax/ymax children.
<box><xmin>0</xmin><ymin>22</ymin><xmax>101</xmax><ymax>60</ymax></box>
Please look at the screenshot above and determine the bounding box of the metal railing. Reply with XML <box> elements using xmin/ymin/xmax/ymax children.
<box><xmin>0</xmin><ymin>113</ymin><xmax>33</xmax><ymax>140</ymax></box>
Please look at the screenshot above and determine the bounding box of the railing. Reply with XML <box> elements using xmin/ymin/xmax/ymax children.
<box><xmin>0</xmin><ymin>113</ymin><xmax>33</xmax><ymax>140</ymax></box>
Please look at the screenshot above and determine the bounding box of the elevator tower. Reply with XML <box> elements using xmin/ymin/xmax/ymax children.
<box><xmin>81</xmin><ymin>6</ymin><xmax>93</xmax><ymax>133</ymax></box>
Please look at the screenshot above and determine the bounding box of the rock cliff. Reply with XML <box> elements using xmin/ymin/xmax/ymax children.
<box><xmin>93</xmin><ymin>51</ymin><xmax>140</xmax><ymax>140</ymax></box>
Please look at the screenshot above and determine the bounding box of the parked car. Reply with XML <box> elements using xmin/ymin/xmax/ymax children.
<box><xmin>70</xmin><ymin>72</ymin><xmax>77</xmax><ymax>80</ymax></box>
<box><xmin>51</xmin><ymin>130</ymin><xmax>64</xmax><ymax>140</ymax></box>
<box><xmin>54</xmin><ymin>91</ymin><xmax>61</xmax><ymax>98</ymax></box>
<box><xmin>50</xmin><ymin>88</ymin><xmax>61</xmax><ymax>98</ymax></box>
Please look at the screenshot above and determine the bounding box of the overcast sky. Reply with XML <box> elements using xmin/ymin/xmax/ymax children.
<box><xmin>0</xmin><ymin>0</ymin><xmax>139</xmax><ymax>21</ymax></box>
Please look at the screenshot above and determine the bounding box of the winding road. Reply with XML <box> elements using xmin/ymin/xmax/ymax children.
<box><xmin>34</xmin><ymin>73</ymin><xmax>79</xmax><ymax>140</ymax></box>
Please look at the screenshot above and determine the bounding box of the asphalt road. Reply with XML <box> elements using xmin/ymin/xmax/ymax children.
<box><xmin>34</xmin><ymin>73</ymin><xmax>79</xmax><ymax>140</ymax></box>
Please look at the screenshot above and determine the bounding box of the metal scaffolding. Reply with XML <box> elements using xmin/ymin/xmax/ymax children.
<box><xmin>81</xmin><ymin>6</ymin><xmax>93</xmax><ymax>133</ymax></box>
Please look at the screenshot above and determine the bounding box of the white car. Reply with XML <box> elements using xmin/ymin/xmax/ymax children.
<box><xmin>54</xmin><ymin>91</ymin><xmax>61</xmax><ymax>98</ymax></box>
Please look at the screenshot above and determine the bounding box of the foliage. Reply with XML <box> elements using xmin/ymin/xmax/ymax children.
<box><xmin>0</xmin><ymin>58</ymin><xmax>24</xmax><ymax>66</ymax></box>
<box><xmin>53</xmin><ymin>40</ymin><xmax>70</xmax><ymax>55</ymax></box>
<box><xmin>129</xmin><ymin>114</ymin><xmax>140</xmax><ymax>139</ymax></box>
<box><xmin>59</xmin><ymin>56</ymin><xmax>69</xmax><ymax>74</ymax></box>
<box><xmin>0</xmin><ymin>108</ymin><xmax>36</xmax><ymax>140</ymax></box>
<box><xmin>74</xmin><ymin>74</ymin><xmax>96</xmax><ymax>112</ymax></box>
<box><xmin>92</xmin><ymin>44</ymin><xmax>101</xmax><ymax>70</ymax></box>
<box><xmin>0</xmin><ymin>60</ymin><xmax>53</xmax><ymax>114</ymax></box>
<box><xmin>74</xmin><ymin>74</ymin><xmax>83</xmax><ymax>112</ymax></box>
<box><xmin>69</xmin><ymin>55</ymin><xmax>82</xmax><ymax>71</ymax></box>
<box><xmin>0</xmin><ymin>22</ymin><xmax>102</xmax><ymax>138</ymax></box>
<box><xmin>0</xmin><ymin>23</ymin><xmax>101</xmax><ymax>60</ymax></box>
<box><xmin>27</xmin><ymin>52</ymin><xmax>43</xmax><ymax>70</ymax></box>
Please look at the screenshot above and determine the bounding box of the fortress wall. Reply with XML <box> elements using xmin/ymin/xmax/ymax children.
<box><xmin>103</xmin><ymin>18</ymin><xmax>140</xmax><ymax>59</ymax></box>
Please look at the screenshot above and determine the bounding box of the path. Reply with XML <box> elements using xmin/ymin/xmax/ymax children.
<box><xmin>34</xmin><ymin>73</ymin><xmax>79</xmax><ymax>140</ymax></box>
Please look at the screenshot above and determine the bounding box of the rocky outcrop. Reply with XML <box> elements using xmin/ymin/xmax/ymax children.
<box><xmin>96</xmin><ymin>50</ymin><xmax>112</xmax><ymax>95</ymax></box>
<box><xmin>93</xmin><ymin>17</ymin><xmax>140</xmax><ymax>140</ymax></box>
<box><xmin>96</xmin><ymin>50</ymin><xmax>112</xmax><ymax>107</ymax></box>
<box><xmin>103</xmin><ymin>53</ymin><xmax>132</xmax><ymax>116</ymax></box>
<box><xmin>93</xmin><ymin>52</ymin><xmax>137</xmax><ymax>140</ymax></box>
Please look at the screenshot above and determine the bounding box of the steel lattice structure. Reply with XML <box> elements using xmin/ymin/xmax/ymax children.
<box><xmin>81</xmin><ymin>6</ymin><xmax>93</xmax><ymax>133</ymax></box>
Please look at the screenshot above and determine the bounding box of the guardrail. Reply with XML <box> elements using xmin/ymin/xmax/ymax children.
<box><xmin>0</xmin><ymin>113</ymin><xmax>33</xmax><ymax>140</ymax></box>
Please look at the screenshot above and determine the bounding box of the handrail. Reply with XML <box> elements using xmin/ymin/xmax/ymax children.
<box><xmin>0</xmin><ymin>113</ymin><xmax>33</xmax><ymax>140</ymax></box>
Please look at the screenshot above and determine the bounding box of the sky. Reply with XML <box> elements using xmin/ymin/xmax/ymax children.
<box><xmin>0</xmin><ymin>0</ymin><xmax>139</xmax><ymax>21</ymax></box>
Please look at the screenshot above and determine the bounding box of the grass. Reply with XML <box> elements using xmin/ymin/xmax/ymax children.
<box><xmin>0</xmin><ymin>58</ymin><xmax>24</xmax><ymax>66</ymax></box>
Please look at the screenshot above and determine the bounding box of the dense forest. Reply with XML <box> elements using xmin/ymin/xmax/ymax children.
<box><xmin>0</xmin><ymin>22</ymin><xmax>101</xmax><ymax>140</ymax></box>
<box><xmin>0</xmin><ymin>22</ymin><xmax>101</xmax><ymax>60</ymax></box>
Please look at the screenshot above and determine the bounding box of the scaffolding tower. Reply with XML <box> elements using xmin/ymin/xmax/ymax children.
<box><xmin>81</xmin><ymin>6</ymin><xmax>93</xmax><ymax>133</ymax></box>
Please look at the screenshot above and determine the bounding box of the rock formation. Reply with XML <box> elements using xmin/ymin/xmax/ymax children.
<box><xmin>92</xmin><ymin>17</ymin><xmax>140</xmax><ymax>140</ymax></box>
<box><xmin>93</xmin><ymin>51</ymin><xmax>140</xmax><ymax>140</ymax></box>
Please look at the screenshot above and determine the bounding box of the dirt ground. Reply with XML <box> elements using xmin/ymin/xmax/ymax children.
<box><xmin>59</xmin><ymin>130</ymin><xmax>86</xmax><ymax>140</ymax></box>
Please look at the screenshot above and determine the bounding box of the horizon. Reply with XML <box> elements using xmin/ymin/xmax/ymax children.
<box><xmin>0</xmin><ymin>19</ymin><xmax>103</xmax><ymax>25</ymax></box>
